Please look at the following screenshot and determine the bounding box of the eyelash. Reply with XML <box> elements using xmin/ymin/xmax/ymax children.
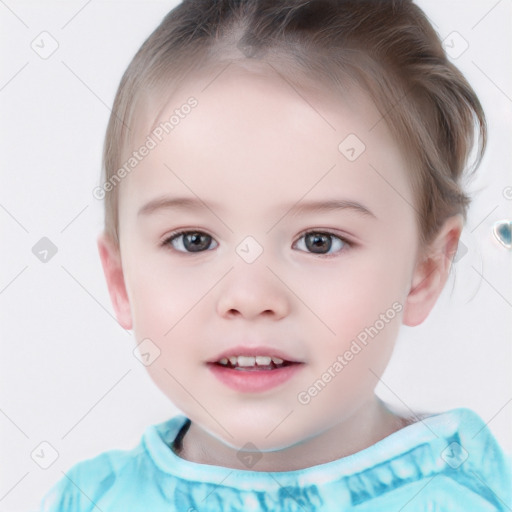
<box><xmin>161</xmin><ymin>229</ymin><xmax>353</xmax><ymax>258</ymax></box>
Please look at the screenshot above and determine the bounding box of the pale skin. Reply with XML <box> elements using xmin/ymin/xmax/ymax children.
<box><xmin>98</xmin><ymin>63</ymin><xmax>462</xmax><ymax>472</ymax></box>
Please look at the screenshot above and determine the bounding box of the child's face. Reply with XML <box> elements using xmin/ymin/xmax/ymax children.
<box><xmin>104</xmin><ymin>65</ymin><xmax>434</xmax><ymax>451</ymax></box>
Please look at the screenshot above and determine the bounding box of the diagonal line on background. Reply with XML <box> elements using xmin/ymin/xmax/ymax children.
<box><xmin>0</xmin><ymin>266</ymin><xmax>28</xmax><ymax>295</ymax></box>
<box><xmin>0</xmin><ymin>472</ymin><xmax>30</xmax><ymax>502</ymax></box>
<box><xmin>471</xmin><ymin>398</ymin><xmax>512</xmax><ymax>439</ymax></box>
<box><xmin>471</xmin><ymin>266</ymin><xmax>512</xmax><ymax>308</ymax></box>
<box><xmin>0</xmin><ymin>0</ymin><xmax>29</xmax><ymax>28</ymax></box>
<box><xmin>0</xmin><ymin>408</ymin><xmax>29</xmax><ymax>438</ymax></box>
<box><xmin>0</xmin><ymin>62</ymin><xmax>29</xmax><ymax>92</ymax></box>
<box><xmin>60</xmin><ymin>205</ymin><xmax>89</xmax><ymax>233</ymax></box>
<box><xmin>0</xmin><ymin>203</ymin><xmax>29</xmax><ymax>232</ymax></box>
<box><xmin>60</xmin><ymin>265</ymin><xmax>131</xmax><ymax>333</ymax></box>
<box><xmin>471</xmin><ymin>0</ymin><xmax>503</xmax><ymax>30</ymax></box>
<box><xmin>368</xmin><ymin>368</ymin><xmax>440</xmax><ymax>438</ymax></box>
<box><xmin>163</xmin><ymin>367</ymin><xmax>233</xmax><ymax>438</ymax></box>
<box><xmin>61</xmin><ymin>61</ymin><xmax>130</xmax><ymax>129</ymax></box>
<box><xmin>470</xmin><ymin>205</ymin><xmax>498</xmax><ymax>233</ymax></box>
<box><xmin>472</xmin><ymin>61</ymin><xmax>512</xmax><ymax>104</ymax></box>
<box><xmin>61</xmin><ymin>0</ymin><xmax>94</xmax><ymax>29</ymax></box>
<box><xmin>61</xmin><ymin>61</ymin><xmax>110</xmax><ymax>110</ymax></box>
<box><xmin>61</xmin><ymin>369</ymin><xmax>131</xmax><ymax>440</ymax></box>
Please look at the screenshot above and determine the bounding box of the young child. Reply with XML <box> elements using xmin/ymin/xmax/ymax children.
<box><xmin>40</xmin><ymin>0</ymin><xmax>511</xmax><ymax>510</ymax></box>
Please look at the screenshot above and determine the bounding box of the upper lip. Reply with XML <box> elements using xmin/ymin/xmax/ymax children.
<box><xmin>206</xmin><ymin>345</ymin><xmax>304</xmax><ymax>364</ymax></box>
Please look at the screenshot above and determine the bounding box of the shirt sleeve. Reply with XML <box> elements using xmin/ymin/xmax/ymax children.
<box><xmin>38</xmin><ymin>452</ymin><xmax>118</xmax><ymax>512</ymax></box>
<box><xmin>39</xmin><ymin>473</ymin><xmax>81</xmax><ymax>512</ymax></box>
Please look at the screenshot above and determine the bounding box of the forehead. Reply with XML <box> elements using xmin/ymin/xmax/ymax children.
<box><xmin>138</xmin><ymin>62</ymin><xmax>388</xmax><ymax>150</ymax></box>
<box><xmin>120</xmin><ymin>63</ymin><xmax>413</xmax><ymax>224</ymax></box>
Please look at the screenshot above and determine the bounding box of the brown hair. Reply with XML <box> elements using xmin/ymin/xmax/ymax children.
<box><xmin>101</xmin><ymin>0</ymin><xmax>486</xmax><ymax>250</ymax></box>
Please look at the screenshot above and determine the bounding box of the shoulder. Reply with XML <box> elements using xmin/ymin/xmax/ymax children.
<box><xmin>39</xmin><ymin>445</ymin><xmax>144</xmax><ymax>512</ymax></box>
<box><xmin>396</xmin><ymin>407</ymin><xmax>512</xmax><ymax>510</ymax></box>
<box><xmin>426</xmin><ymin>407</ymin><xmax>510</xmax><ymax>471</ymax></box>
<box><xmin>38</xmin><ymin>415</ymin><xmax>187</xmax><ymax>512</ymax></box>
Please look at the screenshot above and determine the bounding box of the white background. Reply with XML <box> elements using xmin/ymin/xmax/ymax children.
<box><xmin>1</xmin><ymin>1</ymin><xmax>511</xmax><ymax>510</ymax></box>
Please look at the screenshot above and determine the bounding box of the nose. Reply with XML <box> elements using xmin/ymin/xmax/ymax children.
<box><xmin>216</xmin><ymin>263</ymin><xmax>290</xmax><ymax>321</ymax></box>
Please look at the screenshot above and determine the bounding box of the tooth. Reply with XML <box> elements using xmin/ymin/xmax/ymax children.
<box><xmin>255</xmin><ymin>356</ymin><xmax>271</xmax><ymax>365</ymax></box>
<box><xmin>237</xmin><ymin>356</ymin><xmax>256</xmax><ymax>366</ymax></box>
<box><xmin>229</xmin><ymin>356</ymin><xmax>238</xmax><ymax>366</ymax></box>
<box><xmin>271</xmin><ymin>356</ymin><xmax>284</xmax><ymax>365</ymax></box>
<box><xmin>218</xmin><ymin>357</ymin><xmax>228</xmax><ymax>365</ymax></box>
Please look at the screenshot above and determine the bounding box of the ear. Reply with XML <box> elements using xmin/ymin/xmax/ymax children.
<box><xmin>97</xmin><ymin>232</ymin><xmax>133</xmax><ymax>330</ymax></box>
<box><xmin>402</xmin><ymin>215</ymin><xmax>463</xmax><ymax>327</ymax></box>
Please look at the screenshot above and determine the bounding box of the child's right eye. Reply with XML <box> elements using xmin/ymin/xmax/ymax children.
<box><xmin>162</xmin><ymin>230</ymin><xmax>218</xmax><ymax>253</ymax></box>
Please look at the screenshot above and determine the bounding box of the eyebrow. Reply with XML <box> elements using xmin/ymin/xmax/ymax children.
<box><xmin>137</xmin><ymin>196</ymin><xmax>376</xmax><ymax>219</ymax></box>
<box><xmin>288</xmin><ymin>199</ymin><xmax>376</xmax><ymax>218</ymax></box>
<box><xmin>138</xmin><ymin>196</ymin><xmax>219</xmax><ymax>216</ymax></box>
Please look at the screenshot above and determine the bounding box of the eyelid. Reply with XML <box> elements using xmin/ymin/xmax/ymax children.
<box><xmin>296</xmin><ymin>227</ymin><xmax>352</xmax><ymax>239</ymax></box>
<box><xmin>161</xmin><ymin>227</ymin><xmax>216</xmax><ymax>243</ymax></box>
<box><xmin>294</xmin><ymin>228</ymin><xmax>355</xmax><ymax>246</ymax></box>
<box><xmin>293</xmin><ymin>229</ymin><xmax>354</xmax><ymax>257</ymax></box>
<box><xmin>161</xmin><ymin>229</ymin><xmax>218</xmax><ymax>253</ymax></box>
<box><xmin>161</xmin><ymin>228</ymin><xmax>356</xmax><ymax>255</ymax></box>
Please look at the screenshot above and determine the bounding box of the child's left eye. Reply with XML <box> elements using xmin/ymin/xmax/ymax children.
<box><xmin>293</xmin><ymin>231</ymin><xmax>349</xmax><ymax>256</ymax></box>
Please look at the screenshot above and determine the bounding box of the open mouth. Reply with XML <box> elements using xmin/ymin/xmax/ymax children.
<box><xmin>207</xmin><ymin>355</ymin><xmax>304</xmax><ymax>392</ymax></box>
<box><xmin>214</xmin><ymin>355</ymin><xmax>299</xmax><ymax>371</ymax></box>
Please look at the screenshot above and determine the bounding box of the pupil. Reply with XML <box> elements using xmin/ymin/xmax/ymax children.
<box><xmin>184</xmin><ymin>233</ymin><xmax>211</xmax><ymax>252</ymax></box>
<box><xmin>305</xmin><ymin>233</ymin><xmax>331</xmax><ymax>254</ymax></box>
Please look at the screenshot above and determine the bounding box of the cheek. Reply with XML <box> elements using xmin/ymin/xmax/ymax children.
<box><xmin>127</xmin><ymin>256</ymin><xmax>213</xmax><ymax>334</ymax></box>
<box><xmin>126</xmin><ymin>264</ymin><xmax>208</xmax><ymax>408</ymax></box>
<box><xmin>126</xmin><ymin>259</ymin><xmax>221</xmax><ymax>375</ymax></box>
<box><xmin>291</xmin><ymin>252</ymin><xmax>406</xmax><ymax>390</ymax></box>
<box><xmin>293</xmin><ymin>253</ymin><xmax>407</xmax><ymax>337</ymax></box>
<box><xmin>298</xmin><ymin>277</ymin><xmax>402</xmax><ymax>414</ymax></box>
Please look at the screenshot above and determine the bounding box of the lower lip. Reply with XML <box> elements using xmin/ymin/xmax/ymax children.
<box><xmin>207</xmin><ymin>363</ymin><xmax>304</xmax><ymax>393</ymax></box>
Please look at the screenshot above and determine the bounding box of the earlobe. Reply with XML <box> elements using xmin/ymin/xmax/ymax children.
<box><xmin>97</xmin><ymin>232</ymin><xmax>133</xmax><ymax>330</ymax></box>
<box><xmin>402</xmin><ymin>215</ymin><xmax>463</xmax><ymax>327</ymax></box>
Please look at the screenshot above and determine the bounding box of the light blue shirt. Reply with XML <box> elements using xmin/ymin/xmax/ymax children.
<box><xmin>40</xmin><ymin>408</ymin><xmax>511</xmax><ymax>511</ymax></box>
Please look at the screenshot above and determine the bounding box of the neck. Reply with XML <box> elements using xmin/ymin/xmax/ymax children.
<box><xmin>175</xmin><ymin>397</ymin><xmax>409</xmax><ymax>472</ymax></box>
